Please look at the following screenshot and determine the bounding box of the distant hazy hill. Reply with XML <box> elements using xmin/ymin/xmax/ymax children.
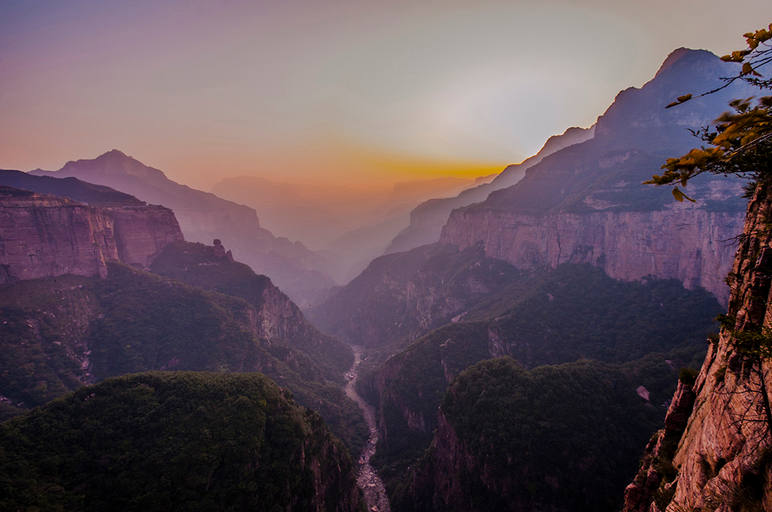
<box><xmin>386</xmin><ymin>125</ymin><xmax>594</xmax><ymax>254</ymax></box>
<box><xmin>212</xmin><ymin>175</ymin><xmax>484</xmax><ymax>282</ymax></box>
<box><xmin>0</xmin><ymin>372</ymin><xmax>363</xmax><ymax>512</ymax></box>
<box><xmin>31</xmin><ymin>150</ymin><xmax>335</xmax><ymax>306</ymax></box>
<box><xmin>309</xmin><ymin>244</ymin><xmax>522</xmax><ymax>349</ymax></box>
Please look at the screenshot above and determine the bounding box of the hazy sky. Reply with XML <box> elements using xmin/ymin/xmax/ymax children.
<box><xmin>1</xmin><ymin>0</ymin><xmax>771</xmax><ymax>189</ymax></box>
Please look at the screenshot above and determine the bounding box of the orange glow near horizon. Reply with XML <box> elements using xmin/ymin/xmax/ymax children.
<box><xmin>2</xmin><ymin>1</ymin><xmax>771</xmax><ymax>192</ymax></box>
<box><xmin>142</xmin><ymin>138</ymin><xmax>509</xmax><ymax>191</ymax></box>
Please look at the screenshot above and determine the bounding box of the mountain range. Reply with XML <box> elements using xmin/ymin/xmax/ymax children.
<box><xmin>1</xmin><ymin>43</ymin><xmax>770</xmax><ymax>512</ymax></box>
<box><xmin>30</xmin><ymin>150</ymin><xmax>335</xmax><ymax>306</ymax></box>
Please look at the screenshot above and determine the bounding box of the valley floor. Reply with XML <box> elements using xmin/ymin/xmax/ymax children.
<box><xmin>345</xmin><ymin>346</ymin><xmax>391</xmax><ymax>512</ymax></box>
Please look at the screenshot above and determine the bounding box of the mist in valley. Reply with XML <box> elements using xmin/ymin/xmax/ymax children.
<box><xmin>2</xmin><ymin>2</ymin><xmax>772</xmax><ymax>511</ymax></box>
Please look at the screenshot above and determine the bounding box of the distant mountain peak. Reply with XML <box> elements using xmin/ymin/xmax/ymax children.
<box><xmin>93</xmin><ymin>148</ymin><xmax>144</xmax><ymax>168</ymax></box>
<box><xmin>57</xmin><ymin>149</ymin><xmax>168</xmax><ymax>182</ymax></box>
<box><xmin>101</xmin><ymin>148</ymin><xmax>129</xmax><ymax>158</ymax></box>
<box><xmin>654</xmin><ymin>47</ymin><xmax>717</xmax><ymax>78</ymax></box>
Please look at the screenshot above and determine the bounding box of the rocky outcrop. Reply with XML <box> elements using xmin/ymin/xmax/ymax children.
<box><xmin>623</xmin><ymin>182</ymin><xmax>772</xmax><ymax>512</ymax></box>
<box><xmin>0</xmin><ymin>186</ymin><xmax>181</xmax><ymax>283</ymax></box>
<box><xmin>623</xmin><ymin>380</ymin><xmax>697</xmax><ymax>512</ymax></box>
<box><xmin>107</xmin><ymin>205</ymin><xmax>185</xmax><ymax>267</ymax></box>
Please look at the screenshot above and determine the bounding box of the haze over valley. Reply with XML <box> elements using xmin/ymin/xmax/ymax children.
<box><xmin>2</xmin><ymin>2</ymin><xmax>772</xmax><ymax>511</ymax></box>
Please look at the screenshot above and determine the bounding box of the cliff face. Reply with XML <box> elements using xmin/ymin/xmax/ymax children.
<box><xmin>623</xmin><ymin>183</ymin><xmax>772</xmax><ymax>512</ymax></box>
<box><xmin>442</xmin><ymin>202</ymin><xmax>743</xmax><ymax>303</ymax></box>
<box><xmin>107</xmin><ymin>205</ymin><xmax>185</xmax><ymax>267</ymax></box>
<box><xmin>0</xmin><ymin>187</ymin><xmax>181</xmax><ymax>283</ymax></box>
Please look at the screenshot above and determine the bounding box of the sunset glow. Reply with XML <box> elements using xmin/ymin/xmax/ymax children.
<box><xmin>2</xmin><ymin>0</ymin><xmax>771</xmax><ymax>189</ymax></box>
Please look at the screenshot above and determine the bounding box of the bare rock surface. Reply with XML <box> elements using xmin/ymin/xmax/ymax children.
<box><xmin>623</xmin><ymin>183</ymin><xmax>772</xmax><ymax>512</ymax></box>
<box><xmin>0</xmin><ymin>186</ymin><xmax>181</xmax><ymax>283</ymax></box>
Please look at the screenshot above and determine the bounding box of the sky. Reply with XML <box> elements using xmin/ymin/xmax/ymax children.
<box><xmin>1</xmin><ymin>0</ymin><xmax>771</xmax><ymax>190</ymax></box>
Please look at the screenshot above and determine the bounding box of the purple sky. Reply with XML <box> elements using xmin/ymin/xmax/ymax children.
<box><xmin>2</xmin><ymin>0</ymin><xmax>771</xmax><ymax>189</ymax></box>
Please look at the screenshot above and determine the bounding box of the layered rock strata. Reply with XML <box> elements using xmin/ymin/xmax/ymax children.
<box><xmin>442</xmin><ymin>205</ymin><xmax>743</xmax><ymax>303</ymax></box>
<box><xmin>0</xmin><ymin>186</ymin><xmax>181</xmax><ymax>283</ymax></box>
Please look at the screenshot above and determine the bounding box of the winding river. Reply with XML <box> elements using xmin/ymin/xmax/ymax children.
<box><xmin>344</xmin><ymin>346</ymin><xmax>391</xmax><ymax>512</ymax></box>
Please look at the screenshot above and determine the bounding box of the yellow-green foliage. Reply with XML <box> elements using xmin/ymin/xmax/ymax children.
<box><xmin>649</xmin><ymin>23</ymin><xmax>772</xmax><ymax>198</ymax></box>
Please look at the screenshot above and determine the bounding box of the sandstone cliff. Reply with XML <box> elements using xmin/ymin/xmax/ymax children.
<box><xmin>442</xmin><ymin>196</ymin><xmax>743</xmax><ymax>303</ymax></box>
<box><xmin>623</xmin><ymin>182</ymin><xmax>772</xmax><ymax>512</ymax></box>
<box><xmin>0</xmin><ymin>186</ymin><xmax>181</xmax><ymax>283</ymax></box>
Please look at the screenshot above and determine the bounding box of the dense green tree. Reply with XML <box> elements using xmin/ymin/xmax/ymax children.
<box><xmin>0</xmin><ymin>372</ymin><xmax>363</xmax><ymax>512</ymax></box>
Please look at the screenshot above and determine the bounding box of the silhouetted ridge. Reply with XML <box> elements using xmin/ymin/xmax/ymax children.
<box><xmin>0</xmin><ymin>169</ymin><xmax>144</xmax><ymax>206</ymax></box>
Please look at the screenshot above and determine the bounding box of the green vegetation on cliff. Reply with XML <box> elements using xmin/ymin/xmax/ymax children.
<box><xmin>0</xmin><ymin>372</ymin><xmax>363</xmax><ymax>512</ymax></box>
<box><xmin>310</xmin><ymin>243</ymin><xmax>523</xmax><ymax>349</ymax></box>
<box><xmin>150</xmin><ymin>240</ymin><xmax>352</xmax><ymax>380</ymax></box>
<box><xmin>371</xmin><ymin>264</ymin><xmax>719</xmax><ymax>489</ymax></box>
<box><xmin>0</xmin><ymin>263</ymin><xmax>367</xmax><ymax>454</ymax></box>
<box><xmin>395</xmin><ymin>358</ymin><xmax>663</xmax><ymax>512</ymax></box>
<box><xmin>90</xmin><ymin>263</ymin><xmax>266</xmax><ymax>378</ymax></box>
